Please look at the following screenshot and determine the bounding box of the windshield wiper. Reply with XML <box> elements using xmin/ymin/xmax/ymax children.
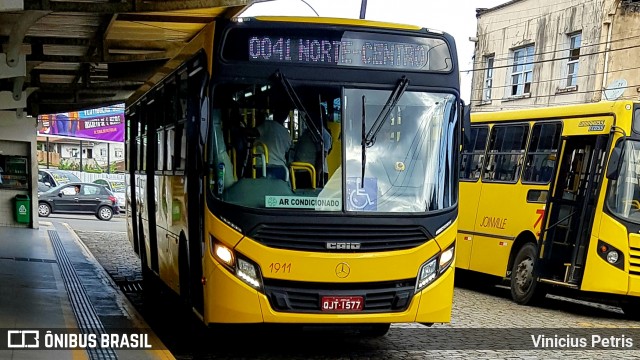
<box><xmin>359</xmin><ymin>77</ymin><xmax>409</xmax><ymax>188</ymax></box>
<box><xmin>273</xmin><ymin>70</ymin><xmax>321</xmax><ymax>144</ymax></box>
<box><xmin>363</xmin><ymin>76</ymin><xmax>410</xmax><ymax>148</ymax></box>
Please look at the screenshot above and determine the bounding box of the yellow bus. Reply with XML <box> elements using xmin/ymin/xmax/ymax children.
<box><xmin>125</xmin><ymin>10</ymin><xmax>465</xmax><ymax>335</ymax></box>
<box><xmin>458</xmin><ymin>100</ymin><xmax>640</xmax><ymax>316</ymax></box>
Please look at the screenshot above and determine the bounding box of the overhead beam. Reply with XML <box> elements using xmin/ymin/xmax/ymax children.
<box><xmin>106</xmin><ymin>38</ymin><xmax>185</xmax><ymax>54</ymax></box>
<box><xmin>27</xmin><ymin>54</ymin><xmax>92</xmax><ymax>62</ymax></box>
<box><xmin>0</xmin><ymin>36</ymin><xmax>92</xmax><ymax>46</ymax></box>
<box><xmin>27</xmin><ymin>52</ymin><xmax>170</xmax><ymax>63</ymax></box>
<box><xmin>38</xmin><ymin>81</ymin><xmax>143</xmax><ymax>92</ymax></box>
<box><xmin>24</xmin><ymin>0</ymin><xmax>249</xmax><ymax>13</ymax></box>
<box><xmin>6</xmin><ymin>10</ymin><xmax>49</xmax><ymax>67</ymax></box>
<box><xmin>24</xmin><ymin>0</ymin><xmax>131</xmax><ymax>13</ymax></box>
<box><xmin>108</xmin><ymin>59</ymin><xmax>167</xmax><ymax>81</ymax></box>
<box><xmin>31</xmin><ymin>98</ymin><xmax>130</xmax><ymax>116</ymax></box>
<box><xmin>115</xmin><ymin>13</ymin><xmax>216</xmax><ymax>23</ymax></box>
<box><xmin>31</xmin><ymin>68</ymin><xmax>79</xmax><ymax>76</ymax></box>
<box><xmin>133</xmin><ymin>0</ymin><xmax>248</xmax><ymax>12</ymax></box>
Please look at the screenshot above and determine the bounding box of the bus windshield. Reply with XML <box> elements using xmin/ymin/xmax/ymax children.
<box><xmin>344</xmin><ymin>89</ymin><xmax>456</xmax><ymax>212</ymax></box>
<box><xmin>208</xmin><ymin>81</ymin><xmax>457</xmax><ymax>213</ymax></box>
<box><xmin>607</xmin><ymin>140</ymin><xmax>640</xmax><ymax>223</ymax></box>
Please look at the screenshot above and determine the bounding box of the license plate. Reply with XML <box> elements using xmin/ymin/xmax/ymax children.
<box><xmin>320</xmin><ymin>296</ymin><xmax>364</xmax><ymax>312</ymax></box>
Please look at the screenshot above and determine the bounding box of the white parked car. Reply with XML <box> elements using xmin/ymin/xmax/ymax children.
<box><xmin>93</xmin><ymin>179</ymin><xmax>126</xmax><ymax>213</ymax></box>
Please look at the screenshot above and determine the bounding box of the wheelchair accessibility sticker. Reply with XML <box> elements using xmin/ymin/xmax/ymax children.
<box><xmin>346</xmin><ymin>177</ymin><xmax>377</xmax><ymax>211</ymax></box>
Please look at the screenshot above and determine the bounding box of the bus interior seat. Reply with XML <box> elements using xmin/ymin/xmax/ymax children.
<box><xmin>266</xmin><ymin>164</ymin><xmax>289</xmax><ymax>182</ymax></box>
<box><xmin>290</xmin><ymin>162</ymin><xmax>316</xmax><ymax>189</ymax></box>
<box><xmin>252</xmin><ymin>141</ymin><xmax>268</xmax><ymax>178</ymax></box>
<box><xmin>251</xmin><ymin>140</ymin><xmax>290</xmax><ymax>183</ymax></box>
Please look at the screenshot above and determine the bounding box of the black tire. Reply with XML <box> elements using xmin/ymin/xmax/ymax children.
<box><xmin>510</xmin><ymin>242</ymin><xmax>546</xmax><ymax>305</ymax></box>
<box><xmin>358</xmin><ymin>323</ymin><xmax>391</xmax><ymax>337</ymax></box>
<box><xmin>620</xmin><ymin>299</ymin><xmax>640</xmax><ymax>320</ymax></box>
<box><xmin>142</xmin><ymin>266</ymin><xmax>161</xmax><ymax>311</ymax></box>
<box><xmin>96</xmin><ymin>206</ymin><xmax>113</xmax><ymax>221</ymax></box>
<box><xmin>178</xmin><ymin>232</ymin><xmax>190</xmax><ymax>304</ymax></box>
<box><xmin>38</xmin><ymin>202</ymin><xmax>51</xmax><ymax>217</ymax></box>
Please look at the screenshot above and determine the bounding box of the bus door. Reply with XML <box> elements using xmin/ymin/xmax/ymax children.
<box><xmin>538</xmin><ymin>135</ymin><xmax>608</xmax><ymax>285</ymax></box>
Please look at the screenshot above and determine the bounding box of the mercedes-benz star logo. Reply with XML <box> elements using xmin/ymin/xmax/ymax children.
<box><xmin>335</xmin><ymin>262</ymin><xmax>350</xmax><ymax>278</ymax></box>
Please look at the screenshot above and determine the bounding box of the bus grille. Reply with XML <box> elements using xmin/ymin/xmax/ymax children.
<box><xmin>263</xmin><ymin>279</ymin><xmax>415</xmax><ymax>313</ymax></box>
<box><xmin>629</xmin><ymin>246</ymin><xmax>640</xmax><ymax>276</ymax></box>
<box><xmin>250</xmin><ymin>224</ymin><xmax>429</xmax><ymax>252</ymax></box>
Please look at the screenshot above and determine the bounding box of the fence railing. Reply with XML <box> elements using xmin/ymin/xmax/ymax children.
<box><xmin>67</xmin><ymin>171</ymin><xmax>126</xmax><ymax>183</ymax></box>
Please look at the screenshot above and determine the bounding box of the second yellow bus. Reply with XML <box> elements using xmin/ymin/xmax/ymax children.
<box><xmin>458</xmin><ymin>101</ymin><xmax>640</xmax><ymax>317</ymax></box>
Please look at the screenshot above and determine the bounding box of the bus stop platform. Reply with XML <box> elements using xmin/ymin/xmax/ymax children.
<box><xmin>0</xmin><ymin>222</ymin><xmax>174</xmax><ymax>360</ymax></box>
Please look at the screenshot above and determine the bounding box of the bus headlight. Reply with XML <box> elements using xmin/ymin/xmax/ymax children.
<box><xmin>213</xmin><ymin>242</ymin><xmax>234</xmax><ymax>267</ymax></box>
<box><xmin>237</xmin><ymin>258</ymin><xmax>261</xmax><ymax>289</ymax></box>
<box><xmin>597</xmin><ymin>240</ymin><xmax>624</xmax><ymax>270</ymax></box>
<box><xmin>439</xmin><ymin>246</ymin><xmax>455</xmax><ymax>273</ymax></box>
<box><xmin>415</xmin><ymin>245</ymin><xmax>455</xmax><ymax>293</ymax></box>
<box><xmin>415</xmin><ymin>258</ymin><xmax>437</xmax><ymax>293</ymax></box>
<box><xmin>210</xmin><ymin>236</ymin><xmax>263</xmax><ymax>290</ymax></box>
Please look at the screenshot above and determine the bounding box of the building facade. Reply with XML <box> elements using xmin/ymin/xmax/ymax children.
<box><xmin>37</xmin><ymin>137</ymin><xmax>124</xmax><ymax>169</ymax></box>
<box><xmin>471</xmin><ymin>0</ymin><xmax>640</xmax><ymax>111</ymax></box>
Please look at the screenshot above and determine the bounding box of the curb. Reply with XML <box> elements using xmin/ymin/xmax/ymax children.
<box><xmin>62</xmin><ymin>222</ymin><xmax>176</xmax><ymax>360</ymax></box>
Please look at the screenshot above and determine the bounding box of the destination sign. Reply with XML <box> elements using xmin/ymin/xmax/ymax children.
<box><xmin>223</xmin><ymin>29</ymin><xmax>452</xmax><ymax>72</ymax></box>
<box><xmin>249</xmin><ymin>36</ymin><xmax>430</xmax><ymax>70</ymax></box>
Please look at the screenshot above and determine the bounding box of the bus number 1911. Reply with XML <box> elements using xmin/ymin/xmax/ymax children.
<box><xmin>268</xmin><ymin>262</ymin><xmax>292</xmax><ymax>273</ymax></box>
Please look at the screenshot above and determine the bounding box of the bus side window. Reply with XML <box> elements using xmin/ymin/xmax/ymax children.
<box><xmin>460</xmin><ymin>125</ymin><xmax>488</xmax><ymax>181</ymax></box>
<box><xmin>523</xmin><ymin>123</ymin><xmax>561</xmax><ymax>183</ymax></box>
<box><xmin>483</xmin><ymin>124</ymin><xmax>529</xmax><ymax>182</ymax></box>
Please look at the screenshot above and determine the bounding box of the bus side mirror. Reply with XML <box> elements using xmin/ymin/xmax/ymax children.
<box><xmin>606</xmin><ymin>146</ymin><xmax>622</xmax><ymax>180</ymax></box>
<box><xmin>462</xmin><ymin>102</ymin><xmax>471</xmax><ymax>145</ymax></box>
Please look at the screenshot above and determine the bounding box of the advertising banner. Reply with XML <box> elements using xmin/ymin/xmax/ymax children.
<box><xmin>37</xmin><ymin>104</ymin><xmax>125</xmax><ymax>142</ymax></box>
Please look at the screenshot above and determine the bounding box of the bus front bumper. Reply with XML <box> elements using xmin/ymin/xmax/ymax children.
<box><xmin>203</xmin><ymin>260</ymin><xmax>454</xmax><ymax>324</ymax></box>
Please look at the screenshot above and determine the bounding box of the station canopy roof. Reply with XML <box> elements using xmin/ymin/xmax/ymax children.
<box><xmin>0</xmin><ymin>0</ymin><xmax>251</xmax><ymax>115</ymax></box>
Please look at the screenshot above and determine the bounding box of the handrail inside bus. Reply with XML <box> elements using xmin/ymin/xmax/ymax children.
<box><xmin>540</xmin><ymin>210</ymin><xmax>577</xmax><ymax>236</ymax></box>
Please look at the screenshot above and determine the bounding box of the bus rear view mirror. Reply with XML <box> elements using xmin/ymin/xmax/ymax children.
<box><xmin>462</xmin><ymin>102</ymin><xmax>471</xmax><ymax>145</ymax></box>
<box><xmin>606</xmin><ymin>146</ymin><xmax>622</xmax><ymax>180</ymax></box>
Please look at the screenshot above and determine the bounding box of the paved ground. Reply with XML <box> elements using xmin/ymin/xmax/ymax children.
<box><xmin>72</xmin><ymin>225</ymin><xmax>640</xmax><ymax>359</ymax></box>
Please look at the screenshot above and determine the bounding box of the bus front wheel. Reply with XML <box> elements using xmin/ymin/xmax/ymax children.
<box><xmin>510</xmin><ymin>243</ymin><xmax>545</xmax><ymax>305</ymax></box>
<box><xmin>358</xmin><ymin>323</ymin><xmax>390</xmax><ymax>337</ymax></box>
<box><xmin>620</xmin><ymin>299</ymin><xmax>640</xmax><ymax>320</ymax></box>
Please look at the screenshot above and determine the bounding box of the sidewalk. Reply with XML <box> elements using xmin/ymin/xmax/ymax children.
<box><xmin>0</xmin><ymin>222</ymin><xmax>174</xmax><ymax>360</ymax></box>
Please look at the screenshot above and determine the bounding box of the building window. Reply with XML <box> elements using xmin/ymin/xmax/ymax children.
<box><xmin>71</xmin><ymin>148</ymin><xmax>79</xmax><ymax>158</ymax></box>
<box><xmin>115</xmin><ymin>149</ymin><xmax>123</xmax><ymax>158</ymax></box>
<box><xmin>510</xmin><ymin>45</ymin><xmax>534</xmax><ymax>96</ymax></box>
<box><xmin>567</xmin><ymin>33</ymin><xmax>581</xmax><ymax>87</ymax></box>
<box><xmin>483</xmin><ymin>56</ymin><xmax>494</xmax><ymax>102</ymax></box>
<box><xmin>100</xmin><ymin>148</ymin><xmax>107</xmax><ymax>156</ymax></box>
